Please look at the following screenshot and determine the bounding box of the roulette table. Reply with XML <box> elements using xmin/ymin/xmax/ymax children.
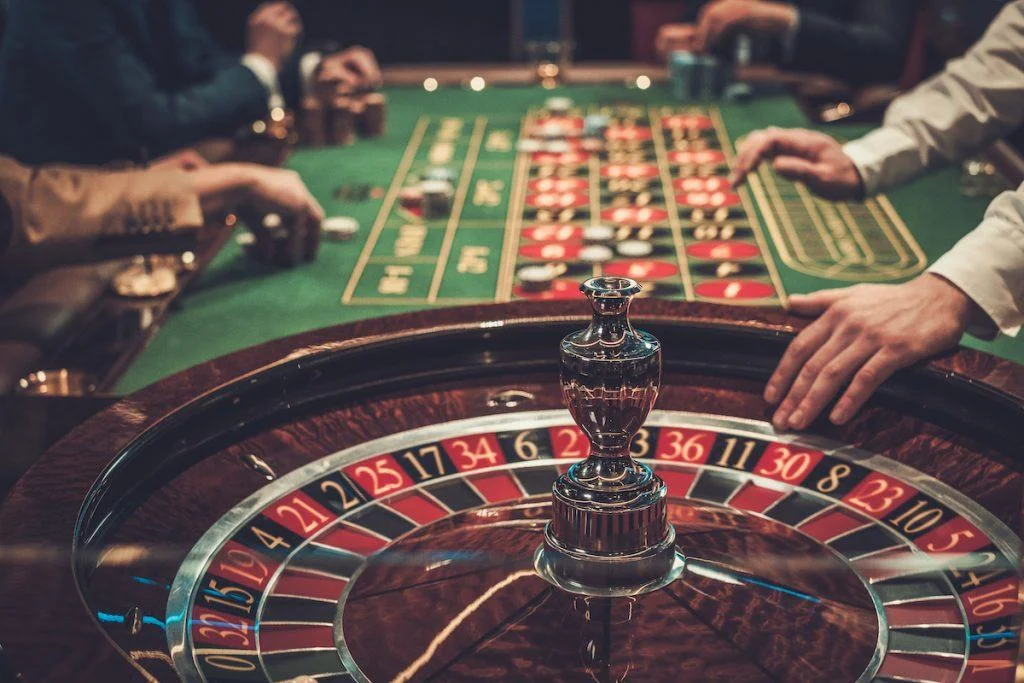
<box><xmin>0</xmin><ymin>287</ymin><xmax>1021</xmax><ymax>682</ymax></box>
<box><xmin>112</xmin><ymin>68</ymin><xmax>1024</xmax><ymax>394</ymax></box>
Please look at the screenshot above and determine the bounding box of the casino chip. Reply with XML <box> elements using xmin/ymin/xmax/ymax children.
<box><xmin>537</xmin><ymin>122</ymin><xmax>564</xmax><ymax>140</ymax></box>
<box><xmin>516</xmin><ymin>139</ymin><xmax>542</xmax><ymax>153</ymax></box>
<box><xmin>545</xmin><ymin>96</ymin><xmax>573</xmax><ymax>114</ymax></box>
<box><xmin>517</xmin><ymin>264</ymin><xmax>558</xmax><ymax>292</ymax></box>
<box><xmin>617</xmin><ymin>240</ymin><xmax>654</xmax><ymax>257</ymax></box>
<box><xmin>322</xmin><ymin>216</ymin><xmax>359</xmax><ymax>241</ymax></box>
<box><xmin>579</xmin><ymin>244</ymin><xmax>614</xmax><ymax>264</ymax></box>
<box><xmin>583</xmin><ymin>114</ymin><xmax>610</xmax><ymax>138</ymax></box>
<box><xmin>422</xmin><ymin>166</ymin><xmax>457</xmax><ymax>183</ymax></box>
<box><xmin>583</xmin><ymin>224</ymin><xmax>615</xmax><ymax>242</ymax></box>
<box><xmin>421</xmin><ymin>179</ymin><xmax>455</xmax><ymax>218</ymax></box>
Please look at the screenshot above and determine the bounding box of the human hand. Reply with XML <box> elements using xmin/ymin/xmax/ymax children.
<box><xmin>695</xmin><ymin>0</ymin><xmax>797</xmax><ymax>51</ymax></box>
<box><xmin>193</xmin><ymin>164</ymin><xmax>323</xmax><ymax>263</ymax></box>
<box><xmin>765</xmin><ymin>275</ymin><xmax>978</xmax><ymax>431</ymax></box>
<box><xmin>247</xmin><ymin>2</ymin><xmax>302</xmax><ymax>71</ymax></box>
<box><xmin>656</xmin><ymin>24</ymin><xmax>700</xmax><ymax>59</ymax></box>
<box><xmin>150</xmin><ymin>148</ymin><xmax>209</xmax><ymax>172</ymax></box>
<box><xmin>731</xmin><ymin>127</ymin><xmax>863</xmax><ymax>200</ymax></box>
<box><xmin>316</xmin><ymin>46</ymin><xmax>382</xmax><ymax>96</ymax></box>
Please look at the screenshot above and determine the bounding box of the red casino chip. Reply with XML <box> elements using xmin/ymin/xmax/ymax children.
<box><xmin>514</xmin><ymin>278</ymin><xmax>582</xmax><ymax>300</ymax></box>
<box><xmin>532</xmin><ymin>151</ymin><xmax>589</xmax><ymax>166</ymax></box>
<box><xmin>676</xmin><ymin>191</ymin><xmax>741</xmax><ymax>209</ymax></box>
<box><xmin>519</xmin><ymin>242</ymin><xmax>582</xmax><ymax>261</ymax></box>
<box><xmin>525</xmin><ymin>191</ymin><xmax>589</xmax><ymax>209</ymax></box>
<box><xmin>673</xmin><ymin>176</ymin><xmax>730</xmax><ymax>193</ymax></box>
<box><xmin>605</xmin><ymin>126</ymin><xmax>652</xmax><ymax>141</ymax></box>
<box><xmin>667</xmin><ymin>150</ymin><xmax>726</xmax><ymax>166</ymax></box>
<box><xmin>695</xmin><ymin>280</ymin><xmax>775</xmax><ymax>300</ymax></box>
<box><xmin>604</xmin><ymin>260</ymin><xmax>678</xmax><ymax>280</ymax></box>
<box><xmin>522</xmin><ymin>224</ymin><xmax>582</xmax><ymax>242</ymax></box>
<box><xmin>686</xmin><ymin>240</ymin><xmax>760</xmax><ymax>261</ymax></box>
<box><xmin>528</xmin><ymin>178</ymin><xmax>588</xmax><ymax>193</ymax></box>
<box><xmin>600</xmin><ymin>164</ymin><xmax>659</xmax><ymax>179</ymax></box>
<box><xmin>660</xmin><ymin>114</ymin><xmax>713</xmax><ymax>130</ymax></box>
<box><xmin>600</xmin><ymin>207</ymin><xmax>669</xmax><ymax>224</ymax></box>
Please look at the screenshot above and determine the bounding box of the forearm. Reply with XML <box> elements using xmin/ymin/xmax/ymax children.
<box><xmin>190</xmin><ymin>164</ymin><xmax>259</xmax><ymax>215</ymax></box>
<box><xmin>843</xmin><ymin>3</ymin><xmax>1024</xmax><ymax>195</ymax></box>
<box><xmin>0</xmin><ymin>161</ymin><xmax>204</xmax><ymax>273</ymax></box>
<box><xmin>928</xmin><ymin>182</ymin><xmax>1024</xmax><ymax>338</ymax></box>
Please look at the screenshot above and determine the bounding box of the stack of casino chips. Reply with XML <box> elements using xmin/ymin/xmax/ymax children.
<box><xmin>669</xmin><ymin>51</ymin><xmax>728</xmax><ymax>101</ymax></box>
<box><xmin>419</xmin><ymin>167</ymin><xmax>457</xmax><ymax>218</ymax></box>
<box><xmin>298</xmin><ymin>90</ymin><xmax>387</xmax><ymax>147</ymax></box>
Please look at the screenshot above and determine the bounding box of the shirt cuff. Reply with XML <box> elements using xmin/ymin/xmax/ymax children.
<box><xmin>780</xmin><ymin>8</ymin><xmax>801</xmax><ymax>63</ymax></box>
<box><xmin>241</xmin><ymin>53</ymin><xmax>285</xmax><ymax>110</ymax></box>
<box><xmin>300</xmin><ymin>52</ymin><xmax>323</xmax><ymax>99</ymax></box>
<box><xmin>842</xmin><ymin>127</ymin><xmax>922</xmax><ymax>196</ymax></box>
<box><xmin>927</xmin><ymin>219</ymin><xmax>1024</xmax><ymax>338</ymax></box>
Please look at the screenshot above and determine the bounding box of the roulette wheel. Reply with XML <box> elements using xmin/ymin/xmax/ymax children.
<box><xmin>0</xmin><ymin>279</ymin><xmax>1021</xmax><ymax>682</ymax></box>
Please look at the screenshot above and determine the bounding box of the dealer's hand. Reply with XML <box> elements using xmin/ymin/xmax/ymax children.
<box><xmin>766</xmin><ymin>275</ymin><xmax>978</xmax><ymax>431</ymax></box>
<box><xmin>731</xmin><ymin>127</ymin><xmax>864</xmax><ymax>200</ymax></box>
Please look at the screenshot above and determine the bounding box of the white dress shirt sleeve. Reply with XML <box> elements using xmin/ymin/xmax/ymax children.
<box><xmin>928</xmin><ymin>183</ymin><xmax>1024</xmax><ymax>337</ymax></box>
<box><xmin>841</xmin><ymin>1</ymin><xmax>1024</xmax><ymax>196</ymax></box>
<box><xmin>241</xmin><ymin>53</ymin><xmax>285</xmax><ymax>110</ymax></box>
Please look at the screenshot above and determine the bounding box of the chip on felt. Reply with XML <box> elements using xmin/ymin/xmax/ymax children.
<box><xmin>545</xmin><ymin>96</ymin><xmax>573</xmax><ymax>113</ymax></box>
<box><xmin>516</xmin><ymin>139</ymin><xmax>542</xmax><ymax>153</ymax></box>
<box><xmin>579</xmin><ymin>244</ymin><xmax>614</xmax><ymax>263</ymax></box>
<box><xmin>617</xmin><ymin>239</ymin><xmax>654</xmax><ymax>257</ymax></box>
<box><xmin>517</xmin><ymin>264</ymin><xmax>558</xmax><ymax>288</ymax></box>
<box><xmin>322</xmin><ymin>216</ymin><xmax>359</xmax><ymax>241</ymax></box>
<box><xmin>583</xmin><ymin>225</ymin><xmax>615</xmax><ymax>242</ymax></box>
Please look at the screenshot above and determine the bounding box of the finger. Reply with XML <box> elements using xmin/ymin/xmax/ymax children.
<box><xmin>730</xmin><ymin>129</ymin><xmax>778</xmax><ymax>187</ymax></box>
<box><xmin>788</xmin><ymin>341</ymin><xmax>877</xmax><ymax>430</ymax></box>
<box><xmin>303</xmin><ymin>214</ymin><xmax>321</xmax><ymax>262</ymax></box>
<box><xmin>281</xmin><ymin>214</ymin><xmax>303</xmax><ymax>267</ymax></box>
<box><xmin>763</xmin><ymin>315</ymin><xmax>834</xmax><ymax>406</ymax></box>
<box><xmin>772</xmin><ymin>156</ymin><xmax>828</xmax><ymax>185</ymax></box>
<box><xmin>771</xmin><ymin>328</ymin><xmax>849</xmax><ymax>429</ymax></box>
<box><xmin>787</xmin><ymin>288</ymin><xmax>848</xmax><ymax>316</ymax></box>
<box><xmin>342</xmin><ymin>50</ymin><xmax>381</xmax><ymax>87</ymax></box>
<box><xmin>829</xmin><ymin>351</ymin><xmax>907</xmax><ymax>425</ymax></box>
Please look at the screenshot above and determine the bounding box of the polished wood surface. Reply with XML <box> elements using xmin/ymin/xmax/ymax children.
<box><xmin>0</xmin><ymin>301</ymin><xmax>1020</xmax><ymax>681</ymax></box>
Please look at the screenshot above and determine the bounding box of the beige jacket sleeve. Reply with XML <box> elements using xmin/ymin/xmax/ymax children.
<box><xmin>0</xmin><ymin>155</ymin><xmax>204</xmax><ymax>270</ymax></box>
<box><xmin>838</xmin><ymin>2</ymin><xmax>1024</xmax><ymax>337</ymax></box>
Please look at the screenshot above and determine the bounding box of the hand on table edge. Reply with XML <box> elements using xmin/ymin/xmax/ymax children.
<box><xmin>765</xmin><ymin>274</ymin><xmax>984</xmax><ymax>432</ymax></box>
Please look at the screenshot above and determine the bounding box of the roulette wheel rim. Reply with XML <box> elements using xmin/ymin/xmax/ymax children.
<box><xmin>1</xmin><ymin>301</ymin><xmax>1021</xmax><ymax>681</ymax></box>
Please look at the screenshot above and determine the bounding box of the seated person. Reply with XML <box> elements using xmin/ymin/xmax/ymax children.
<box><xmin>0</xmin><ymin>0</ymin><xmax>380</xmax><ymax>165</ymax></box>
<box><xmin>0</xmin><ymin>152</ymin><xmax>324</xmax><ymax>278</ymax></box>
<box><xmin>656</xmin><ymin>0</ymin><xmax>917</xmax><ymax>85</ymax></box>
<box><xmin>728</xmin><ymin>2</ymin><xmax>1024</xmax><ymax>430</ymax></box>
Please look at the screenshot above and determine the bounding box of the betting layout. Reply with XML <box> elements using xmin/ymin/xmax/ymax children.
<box><xmin>747</xmin><ymin>146</ymin><xmax>928</xmax><ymax>282</ymax></box>
<box><xmin>342</xmin><ymin>103</ymin><xmax>790</xmax><ymax>307</ymax></box>
<box><xmin>504</xmin><ymin>103</ymin><xmax>784</xmax><ymax>303</ymax></box>
<box><xmin>166</xmin><ymin>411</ymin><xmax>1020</xmax><ymax>682</ymax></box>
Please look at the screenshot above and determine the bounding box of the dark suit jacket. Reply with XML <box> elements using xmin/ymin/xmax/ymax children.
<box><xmin>685</xmin><ymin>0</ymin><xmax>917</xmax><ymax>85</ymax></box>
<box><xmin>0</xmin><ymin>0</ymin><xmax>302</xmax><ymax>165</ymax></box>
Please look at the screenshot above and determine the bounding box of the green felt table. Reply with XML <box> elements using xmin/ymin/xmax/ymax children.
<box><xmin>115</xmin><ymin>84</ymin><xmax>1024</xmax><ymax>393</ymax></box>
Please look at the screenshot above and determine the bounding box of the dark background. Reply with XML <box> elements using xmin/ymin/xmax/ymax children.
<box><xmin>194</xmin><ymin>0</ymin><xmax>632</xmax><ymax>63</ymax></box>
